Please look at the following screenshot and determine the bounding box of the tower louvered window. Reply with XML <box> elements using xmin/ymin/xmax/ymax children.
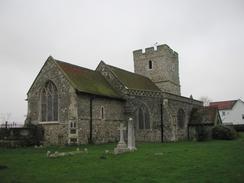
<box><xmin>41</xmin><ymin>81</ymin><xmax>58</xmax><ymax>122</ymax></box>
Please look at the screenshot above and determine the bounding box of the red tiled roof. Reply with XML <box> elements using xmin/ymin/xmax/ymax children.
<box><xmin>209</xmin><ymin>100</ymin><xmax>237</xmax><ymax>110</ymax></box>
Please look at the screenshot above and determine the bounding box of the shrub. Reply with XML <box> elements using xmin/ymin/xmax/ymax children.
<box><xmin>233</xmin><ymin>124</ymin><xmax>244</xmax><ymax>132</ymax></box>
<box><xmin>212</xmin><ymin>125</ymin><xmax>238</xmax><ymax>140</ymax></box>
<box><xmin>196</xmin><ymin>125</ymin><xmax>209</xmax><ymax>141</ymax></box>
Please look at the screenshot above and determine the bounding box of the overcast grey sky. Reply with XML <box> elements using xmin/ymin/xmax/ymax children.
<box><xmin>0</xmin><ymin>0</ymin><xmax>244</xmax><ymax>123</ymax></box>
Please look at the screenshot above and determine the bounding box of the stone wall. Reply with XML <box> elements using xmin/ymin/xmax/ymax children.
<box><xmin>163</xmin><ymin>96</ymin><xmax>202</xmax><ymax>141</ymax></box>
<box><xmin>42</xmin><ymin>124</ymin><xmax>67</xmax><ymax>145</ymax></box>
<box><xmin>124</xmin><ymin>89</ymin><xmax>202</xmax><ymax>142</ymax></box>
<box><xmin>0</xmin><ymin>127</ymin><xmax>43</xmax><ymax>147</ymax></box>
<box><xmin>77</xmin><ymin>94</ymin><xmax>125</xmax><ymax>144</ymax></box>
<box><xmin>125</xmin><ymin>95</ymin><xmax>162</xmax><ymax>142</ymax></box>
<box><xmin>155</xmin><ymin>81</ymin><xmax>180</xmax><ymax>95</ymax></box>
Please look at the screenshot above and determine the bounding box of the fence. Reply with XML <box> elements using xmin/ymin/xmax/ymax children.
<box><xmin>0</xmin><ymin>122</ymin><xmax>24</xmax><ymax>128</ymax></box>
<box><xmin>0</xmin><ymin>124</ymin><xmax>44</xmax><ymax>147</ymax></box>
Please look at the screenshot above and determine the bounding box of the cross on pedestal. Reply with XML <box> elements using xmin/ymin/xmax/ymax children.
<box><xmin>118</xmin><ymin>123</ymin><xmax>126</xmax><ymax>144</ymax></box>
<box><xmin>114</xmin><ymin>122</ymin><xmax>128</xmax><ymax>153</ymax></box>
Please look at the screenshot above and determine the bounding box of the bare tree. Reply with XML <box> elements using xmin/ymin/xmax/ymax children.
<box><xmin>0</xmin><ymin>113</ymin><xmax>11</xmax><ymax>123</ymax></box>
<box><xmin>199</xmin><ymin>96</ymin><xmax>212</xmax><ymax>107</ymax></box>
<box><xmin>6</xmin><ymin>113</ymin><xmax>11</xmax><ymax>121</ymax></box>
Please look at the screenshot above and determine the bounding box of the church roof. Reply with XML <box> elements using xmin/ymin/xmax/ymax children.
<box><xmin>55</xmin><ymin>60</ymin><xmax>121</xmax><ymax>99</ymax></box>
<box><xmin>106</xmin><ymin>64</ymin><xmax>160</xmax><ymax>91</ymax></box>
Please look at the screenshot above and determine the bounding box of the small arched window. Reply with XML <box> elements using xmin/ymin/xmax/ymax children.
<box><xmin>101</xmin><ymin>106</ymin><xmax>105</xmax><ymax>120</ymax></box>
<box><xmin>177</xmin><ymin>109</ymin><xmax>185</xmax><ymax>129</ymax></box>
<box><xmin>41</xmin><ymin>81</ymin><xmax>58</xmax><ymax>122</ymax></box>
<box><xmin>149</xmin><ymin>60</ymin><xmax>153</xmax><ymax>69</ymax></box>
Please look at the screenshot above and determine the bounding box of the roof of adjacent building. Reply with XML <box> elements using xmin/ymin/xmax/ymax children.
<box><xmin>106</xmin><ymin>64</ymin><xmax>160</xmax><ymax>91</ymax></box>
<box><xmin>209</xmin><ymin>100</ymin><xmax>237</xmax><ymax>110</ymax></box>
<box><xmin>55</xmin><ymin>60</ymin><xmax>121</xmax><ymax>99</ymax></box>
<box><xmin>189</xmin><ymin>106</ymin><xmax>222</xmax><ymax>125</ymax></box>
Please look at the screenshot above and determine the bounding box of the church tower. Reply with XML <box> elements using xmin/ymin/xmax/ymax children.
<box><xmin>133</xmin><ymin>44</ymin><xmax>181</xmax><ymax>95</ymax></box>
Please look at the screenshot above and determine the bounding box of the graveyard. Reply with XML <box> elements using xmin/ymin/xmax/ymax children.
<box><xmin>0</xmin><ymin>133</ymin><xmax>244</xmax><ymax>183</ymax></box>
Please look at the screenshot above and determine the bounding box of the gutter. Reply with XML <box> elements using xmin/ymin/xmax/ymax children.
<box><xmin>160</xmin><ymin>103</ymin><xmax>164</xmax><ymax>143</ymax></box>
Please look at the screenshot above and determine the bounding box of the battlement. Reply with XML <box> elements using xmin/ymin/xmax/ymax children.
<box><xmin>133</xmin><ymin>44</ymin><xmax>178</xmax><ymax>58</ymax></box>
<box><xmin>133</xmin><ymin>43</ymin><xmax>181</xmax><ymax>95</ymax></box>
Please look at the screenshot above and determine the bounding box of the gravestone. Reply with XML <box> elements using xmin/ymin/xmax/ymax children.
<box><xmin>127</xmin><ymin>117</ymin><xmax>136</xmax><ymax>151</ymax></box>
<box><xmin>114</xmin><ymin>123</ymin><xmax>129</xmax><ymax>154</ymax></box>
<box><xmin>20</xmin><ymin>129</ymin><xmax>30</xmax><ymax>137</ymax></box>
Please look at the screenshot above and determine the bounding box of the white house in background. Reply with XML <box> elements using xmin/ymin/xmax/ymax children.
<box><xmin>210</xmin><ymin>99</ymin><xmax>244</xmax><ymax>125</ymax></box>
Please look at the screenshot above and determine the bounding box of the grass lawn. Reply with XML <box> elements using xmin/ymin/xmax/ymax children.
<box><xmin>0</xmin><ymin>133</ymin><xmax>244</xmax><ymax>183</ymax></box>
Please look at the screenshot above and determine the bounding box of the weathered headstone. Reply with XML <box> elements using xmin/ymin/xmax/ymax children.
<box><xmin>46</xmin><ymin>149</ymin><xmax>84</xmax><ymax>158</ymax></box>
<box><xmin>127</xmin><ymin>117</ymin><xmax>136</xmax><ymax>151</ymax></box>
<box><xmin>114</xmin><ymin>123</ymin><xmax>129</xmax><ymax>154</ymax></box>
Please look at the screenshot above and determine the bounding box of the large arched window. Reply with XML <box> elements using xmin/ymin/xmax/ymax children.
<box><xmin>138</xmin><ymin>106</ymin><xmax>150</xmax><ymax>129</ymax></box>
<box><xmin>177</xmin><ymin>109</ymin><xmax>185</xmax><ymax>128</ymax></box>
<box><xmin>41</xmin><ymin>81</ymin><xmax>58</xmax><ymax>122</ymax></box>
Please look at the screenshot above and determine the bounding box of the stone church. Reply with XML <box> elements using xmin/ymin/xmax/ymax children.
<box><xmin>26</xmin><ymin>44</ymin><xmax>202</xmax><ymax>145</ymax></box>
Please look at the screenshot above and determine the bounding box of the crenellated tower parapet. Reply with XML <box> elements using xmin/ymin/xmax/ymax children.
<box><xmin>133</xmin><ymin>44</ymin><xmax>181</xmax><ymax>95</ymax></box>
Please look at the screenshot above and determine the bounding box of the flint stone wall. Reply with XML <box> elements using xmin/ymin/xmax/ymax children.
<box><xmin>125</xmin><ymin>92</ymin><xmax>202</xmax><ymax>142</ymax></box>
<box><xmin>125</xmin><ymin>95</ymin><xmax>162</xmax><ymax>142</ymax></box>
<box><xmin>163</xmin><ymin>96</ymin><xmax>202</xmax><ymax>141</ymax></box>
<box><xmin>26</xmin><ymin>59</ymin><xmax>75</xmax><ymax>145</ymax></box>
<box><xmin>77</xmin><ymin>94</ymin><xmax>125</xmax><ymax>144</ymax></box>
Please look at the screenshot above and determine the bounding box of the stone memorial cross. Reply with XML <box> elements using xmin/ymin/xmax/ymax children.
<box><xmin>114</xmin><ymin>123</ymin><xmax>128</xmax><ymax>154</ymax></box>
<box><xmin>118</xmin><ymin>123</ymin><xmax>126</xmax><ymax>145</ymax></box>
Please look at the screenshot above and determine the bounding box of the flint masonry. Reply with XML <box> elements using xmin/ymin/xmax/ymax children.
<box><xmin>26</xmin><ymin>44</ymin><xmax>202</xmax><ymax>145</ymax></box>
